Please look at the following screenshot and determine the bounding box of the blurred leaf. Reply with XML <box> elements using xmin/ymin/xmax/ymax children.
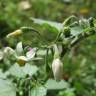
<box><xmin>41</xmin><ymin>24</ymin><xmax>59</xmax><ymax>43</ymax></box>
<box><xmin>58</xmin><ymin>90</ymin><xmax>76</xmax><ymax>96</ymax></box>
<box><xmin>45</xmin><ymin>79</ymin><xmax>69</xmax><ymax>90</ymax></box>
<box><xmin>23</xmin><ymin>63</ymin><xmax>38</xmax><ymax>76</ymax></box>
<box><xmin>37</xmin><ymin>50</ymin><xmax>46</xmax><ymax>56</ymax></box>
<box><xmin>9</xmin><ymin>63</ymin><xmax>38</xmax><ymax>78</ymax></box>
<box><xmin>0</xmin><ymin>79</ymin><xmax>16</xmax><ymax>96</ymax></box>
<box><xmin>31</xmin><ymin>18</ymin><xmax>63</xmax><ymax>31</ymax></box>
<box><xmin>71</xmin><ymin>26</ymin><xmax>83</xmax><ymax>36</ymax></box>
<box><xmin>93</xmin><ymin>19</ymin><xmax>96</xmax><ymax>27</ymax></box>
<box><xmin>31</xmin><ymin>18</ymin><xmax>63</xmax><ymax>44</ymax></box>
<box><xmin>64</xmin><ymin>92</ymin><xmax>75</xmax><ymax>96</ymax></box>
<box><xmin>0</xmin><ymin>69</ymin><xmax>7</xmax><ymax>79</ymax></box>
<box><xmin>74</xmin><ymin>82</ymin><xmax>85</xmax><ymax>92</ymax></box>
<box><xmin>30</xmin><ymin>86</ymin><xmax>47</xmax><ymax>96</ymax></box>
<box><xmin>9</xmin><ymin>63</ymin><xmax>25</xmax><ymax>78</ymax></box>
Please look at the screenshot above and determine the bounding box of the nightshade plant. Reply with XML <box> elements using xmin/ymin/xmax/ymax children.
<box><xmin>0</xmin><ymin>15</ymin><xmax>96</xmax><ymax>96</ymax></box>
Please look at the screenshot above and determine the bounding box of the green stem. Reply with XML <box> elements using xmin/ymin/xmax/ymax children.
<box><xmin>54</xmin><ymin>31</ymin><xmax>63</xmax><ymax>43</ymax></box>
<box><xmin>45</xmin><ymin>48</ymin><xmax>49</xmax><ymax>73</ymax></box>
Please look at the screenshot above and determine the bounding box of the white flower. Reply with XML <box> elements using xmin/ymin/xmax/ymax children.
<box><xmin>52</xmin><ymin>58</ymin><xmax>63</xmax><ymax>81</ymax></box>
<box><xmin>16</xmin><ymin>47</ymin><xmax>37</xmax><ymax>66</ymax></box>
<box><xmin>0</xmin><ymin>51</ymin><xmax>3</xmax><ymax>60</ymax></box>
<box><xmin>26</xmin><ymin>48</ymin><xmax>36</xmax><ymax>60</ymax></box>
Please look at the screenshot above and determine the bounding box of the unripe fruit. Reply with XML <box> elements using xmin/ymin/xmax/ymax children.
<box><xmin>52</xmin><ymin>58</ymin><xmax>63</xmax><ymax>81</ymax></box>
<box><xmin>17</xmin><ymin>59</ymin><xmax>26</xmax><ymax>66</ymax></box>
<box><xmin>63</xmin><ymin>27</ymin><xmax>71</xmax><ymax>38</ymax></box>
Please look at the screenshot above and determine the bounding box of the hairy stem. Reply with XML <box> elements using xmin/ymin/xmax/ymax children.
<box><xmin>61</xmin><ymin>28</ymin><xmax>96</xmax><ymax>58</ymax></box>
<box><xmin>70</xmin><ymin>28</ymin><xmax>96</xmax><ymax>48</ymax></box>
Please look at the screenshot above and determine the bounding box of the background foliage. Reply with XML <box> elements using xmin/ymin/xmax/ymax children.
<box><xmin>0</xmin><ymin>0</ymin><xmax>96</xmax><ymax>96</ymax></box>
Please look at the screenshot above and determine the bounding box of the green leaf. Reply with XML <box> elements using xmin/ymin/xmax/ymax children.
<box><xmin>42</xmin><ymin>23</ymin><xmax>59</xmax><ymax>33</ymax></box>
<box><xmin>59</xmin><ymin>91</ymin><xmax>76</xmax><ymax>96</ymax></box>
<box><xmin>0</xmin><ymin>69</ymin><xmax>7</xmax><ymax>79</ymax></box>
<box><xmin>23</xmin><ymin>63</ymin><xmax>38</xmax><ymax>76</ymax></box>
<box><xmin>30</xmin><ymin>18</ymin><xmax>63</xmax><ymax>45</ymax></box>
<box><xmin>71</xmin><ymin>26</ymin><xmax>83</xmax><ymax>36</ymax></box>
<box><xmin>0</xmin><ymin>79</ymin><xmax>16</xmax><ymax>96</ymax></box>
<box><xmin>45</xmin><ymin>79</ymin><xmax>69</xmax><ymax>90</ymax></box>
<box><xmin>31</xmin><ymin>18</ymin><xmax>63</xmax><ymax>31</ymax></box>
<box><xmin>93</xmin><ymin>19</ymin><xmax>96</xmax><ymax>27</ymax></box>
<box><xmin>74</xmin><ymin>82</ymin><xmax>85</xmax><ymax>92</ymax></box>
<box><xmin>40</xmin><ymin>24</ymin><xmax>59</xmax><ymax>43</ymax></box>
<box><xmin>9</xmin><ymin>63</ymin><xmax>38</xmax><ymax>78</ymax></box>
<box><xmin>30</xmin><ymin>86</ymin><xmax>47</xmax><ymax>96</ymax></box>
<box><xmin>37</xmin><ymin>50</ymin><xmax>46</xmax><ymax>56</ymax></box>
<box><xmin>9</xmin><ymin>63</ymin><xmax>25</xmax><ymax>78</ymax></box>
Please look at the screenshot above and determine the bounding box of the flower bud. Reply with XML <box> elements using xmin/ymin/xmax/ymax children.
<box><xmin>52</xmin><ymin>58</ymin><xmax>63</xmax><ymax>81</ymax></box>
<box><xmin>63</xmin><ymin>27</ymin><xmax>71</xmax><ymax>38</ymax></box>
<box><xmin>6</xmin><ymin>29</ymin><xmax>22</xmax><ymax>38</ymax></box>
<box><xmin>4</xmin><ymin>47</ymin><xmax>15</xmax><ymax>56</ymax></box>
<box><xmin>3</xmin><ymin>47</ymin><xmax>16</xmax><ymax>61</ymax></box>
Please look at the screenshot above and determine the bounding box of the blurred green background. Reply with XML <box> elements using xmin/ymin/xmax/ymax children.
<box><xmin>0</xmin><ymin>0</ymin><xmax>96</xmax><ymax>96</ymax></box>
<box><xmin>0</xmin><ymin>0</ymin><xmax>96</xmax><ymax>44</ymax></box>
